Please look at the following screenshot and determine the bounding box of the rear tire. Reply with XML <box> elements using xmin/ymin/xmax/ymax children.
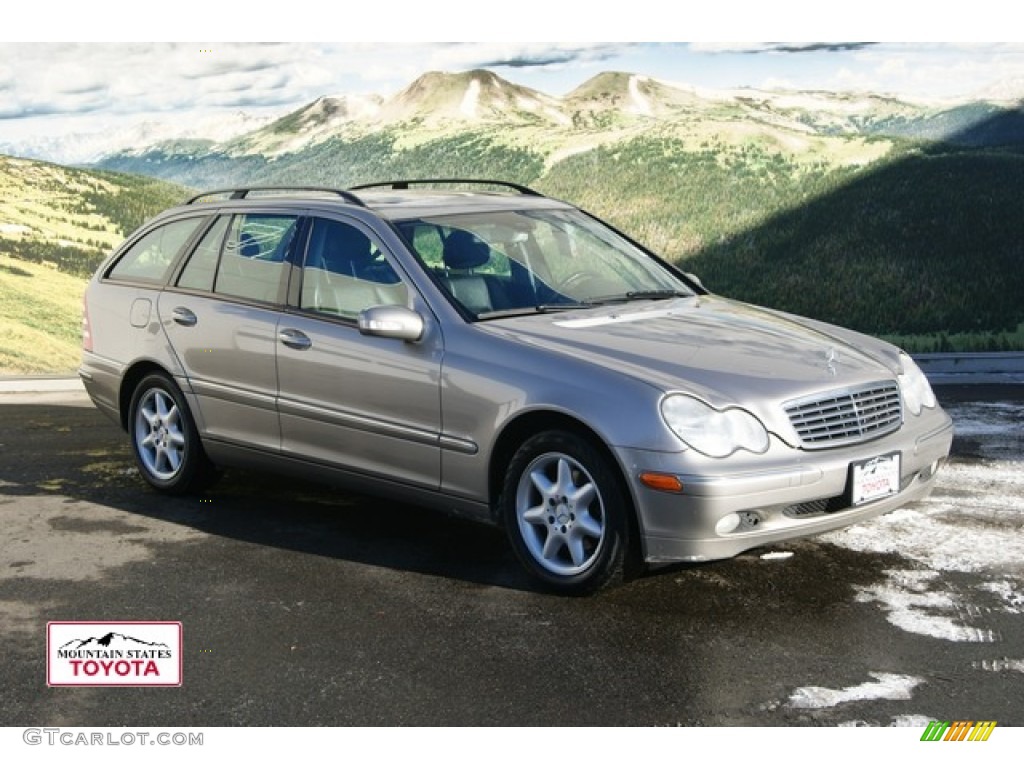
<box><xmin>128</xmin><ymin>373</ymin><xmax>217</xmax><ymax>494</ymax></box>
<box><xmin>500</xmin><ymin>430</ymin><xmax>630</xmax><ymax>595</ymax></box>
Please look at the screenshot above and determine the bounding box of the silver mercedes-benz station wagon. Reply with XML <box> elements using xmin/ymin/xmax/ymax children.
<box><xmin>80</xmin><ymin>180</ymin><xmax>953</xmax><ymax>594</ymax></box>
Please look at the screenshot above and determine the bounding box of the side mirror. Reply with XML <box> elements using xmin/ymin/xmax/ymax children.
<box><xmin>357</xmin><ymin>306</ymin><xmax>425</xmax><ymax>342</ymax></box>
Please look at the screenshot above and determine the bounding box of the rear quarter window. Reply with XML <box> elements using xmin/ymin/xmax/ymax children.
<box><xmin>107</xmin><ymin>218</ymin><xmax>203</xmax><ymax>284</ymax></box>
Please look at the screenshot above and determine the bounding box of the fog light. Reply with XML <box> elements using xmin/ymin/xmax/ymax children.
<box><xmin>715</xmin><ymin>513</ymin><xmax>741</xmax><ymax>535</ymax></box>
<box><xmin>740</xmin><ymin>512</ymin><xmax>762</xmax><ymax>528</ymax></box>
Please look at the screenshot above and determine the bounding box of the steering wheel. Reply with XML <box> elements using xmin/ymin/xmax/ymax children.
<box><xmin>554</xmin><ymin>270</ymin><xmax>603</xmax><ymax>295</ymax></box>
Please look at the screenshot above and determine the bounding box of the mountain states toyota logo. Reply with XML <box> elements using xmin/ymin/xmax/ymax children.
<box><xmin>47</xmin><ymin>622</ymin><xmax>182</xmax><ymax>687</ymax></box>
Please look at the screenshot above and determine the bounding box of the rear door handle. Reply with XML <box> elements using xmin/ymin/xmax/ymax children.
<box><xmin>172</xmin><ymin>307</ymin><xmax>197</xmax><ymax>327</ymax></box>
<box><xmin>278</xmin><ymin>328</ymin><xmax>312</xmax><ymax>351</ymax></box>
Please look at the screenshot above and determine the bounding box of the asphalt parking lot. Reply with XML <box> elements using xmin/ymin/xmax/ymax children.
<box><xmin>1</xmin><ymin>385</ymin><xmax>1021</xmax><ymax>726</ymax></box>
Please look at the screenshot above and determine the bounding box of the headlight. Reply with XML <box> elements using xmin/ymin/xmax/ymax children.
<box><xmin>660</xmin><ymin>394</ymin><xmax>770</xmax><ymax>458</ymax></box>
<box><xmin>898</xmin><ymin>352</ymin><xmax>936</xmax><ymax>416</ymax></box>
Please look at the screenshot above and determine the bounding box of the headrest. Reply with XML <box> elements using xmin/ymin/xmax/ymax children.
<box><xmin>443</xmin><ymin>230</ymin><xmax>490</xmax><ymax>270</ymax></box>
<box><xmin>314</xmin><ymin>220</ymin><xmax>375</xmax><ymax>269</ymax></box>
<box><xmin>239</xmin><ymin>232</ymin><xmax>260</xmax><ymax>258</ymax></box>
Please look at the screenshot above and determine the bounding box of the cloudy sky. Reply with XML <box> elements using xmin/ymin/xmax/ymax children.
<box><xmin>2</xmin><ymin>22</ymin><xmax>1023</xmax><ymax>162</ymax></box>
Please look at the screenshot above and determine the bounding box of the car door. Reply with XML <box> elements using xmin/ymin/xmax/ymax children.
<box><xmin>160</xmin><ymin>211</ymin><xmax>298</xmax><ymax>451</ymax></box>
<box><xmin>275</xmin><ymin>215</ymin><xmax>443</xmax><ymax>489</ymax></box>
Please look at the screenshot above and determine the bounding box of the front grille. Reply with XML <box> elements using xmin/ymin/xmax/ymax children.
<box><xmin>785</xmin><ymin>381</ymin><xmax>902</xmax><ymax>449</ymax></box>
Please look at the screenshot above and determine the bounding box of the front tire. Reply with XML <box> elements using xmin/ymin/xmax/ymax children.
<box><xmin>501</xmin><ymin>430</ymin><xmax>630</xmax><ymax>595</ymax></box>
<box><xmin>128</xmin><ymin>373</ymin><xmax>216</xmax><ymax>494</ymax></box>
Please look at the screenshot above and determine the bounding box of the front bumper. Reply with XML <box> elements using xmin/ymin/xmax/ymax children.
<box><xmin>615</xmin><ymin>407</ymin><xmax>954</xmax><ymax>563</ymax></box>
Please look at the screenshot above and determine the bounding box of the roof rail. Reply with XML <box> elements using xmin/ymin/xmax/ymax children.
<box><xmin>185</xmin><ymin>186</ymin><xmax>366</xmax><ymax>206</ymax></box>
<box><xmin>349</xmin><ymin>179</ymin><xmax>543</xmax><ymax>197</ymax></box>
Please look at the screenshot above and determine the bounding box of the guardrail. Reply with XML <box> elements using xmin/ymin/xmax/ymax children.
<box><xmin>914</xmin><ymin>352</ymin><xmax>1024</xmax><ymax>385</ymax></box>
<box><xmin>0</xmin><ymin>375</ymin><xmax>84</xmax><ymax>393</ymax></box>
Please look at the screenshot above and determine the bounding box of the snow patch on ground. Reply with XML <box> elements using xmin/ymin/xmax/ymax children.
<box><xmin>760</xmin><ymin>550</ymin><xmax>794</xmax><ymax>560</ymax></box>
<box><xmin>838</xmin><ymin>713</ymin><xmax>932</xmax><ymax>727</ymax></box>
<box><xmin>821</xmin><ymin>399</ymin><xmax>1024</xmax><ymax>640</ymax></box>
<box><xmin>544</xmin><ymin>106</ymin><xmax>571</xmax><ymax>126</ymax></box>
<box><xmin>460</xmin><ymin>80</ymin><xmax>481</xmax><ymax>119</ymax></box>
<box><xmin>980</xmin><ymin>580</ymin><xmax>1023</xmax><ymax>613</ymax></box>
<box><xmin>973</xmin><ymin>658</ymin><xmax>1024</xmax><ymax>673</ymax></box>
<box><xmin>628</xmin><ymin>75</ymin><xmax>652</xmax><ymax>116</ymax></box>
<box><xmin>788</xmin><ymin>672</ymin><xmax>925</xmax><ymax>709</ymax></box>
<box><xmin>822</xmin><ymin>499</ymin><xmax>1024</xmax><ymax>574</ymax></box>
<box><xmin>853</xmin><ymin>569</ymin><xmax>997</xmax><ymax>642</ymax></box>
<box><xmin>889</xmin><ymin>714</ymin><xmax>933</xmax><ymax>727</ymax></box>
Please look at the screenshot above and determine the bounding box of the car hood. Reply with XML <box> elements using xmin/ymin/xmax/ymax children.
<box><xmin>480</xmin><ymin>295</ymin><xmax>901</xmax><ymax>417</ymax></box>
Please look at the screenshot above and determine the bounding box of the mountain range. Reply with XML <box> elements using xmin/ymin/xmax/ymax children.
<box><xmin>60</xmin><ymin>632</ymin><xmax>170</xmax><ymax>651</ymax></box>
<box><xmin>5</xmin><ymin>68</ymin><xmax>1024</xmax><ymax>169</ymax></box>
<box><xmin>1</xmin><ymin>68</ymin><xmax>1022</xmax><ymax>369</ymax></box>
<box><xmin>91</xmin><ymin>61</ymin><xmax>1023</xmax><ymax>348</ymax></box>
<box><xmin>96</xmin><ymin>69</ymin><xmax>1024</xmax><ymax>175</ymax></box>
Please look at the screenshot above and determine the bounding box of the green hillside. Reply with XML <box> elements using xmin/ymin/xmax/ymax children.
<box><xmin>0</xmin><ymin>253</ymin><xmax>87</xmax><ymax>373</ymax></box>
<box><xmin>10</xmin><ymin>69</ymin><xmax>1024</xmax><ymax>367</ymax></box>
<box><xmin>95</xmin><ymin>126</ymin><xmax>1024</xmax><ymax>352</ymax></box>
<box><xmin>263</xmin><ymin>132</ymin><xmax>546</xmax><ymax>187</ymax></box>
<box><xmin>684</xmin><ymin>145</ymin><xmax>1024</xmax><ymax>339</ymax></box>
<box><xmin>538</xmin><ymin>135</ymin><xmax>837</xmax><ymax>260</ymax></box>
<box><xmin>539</xmin><ymin>139</ymin><xmax>1024</xmax><ymax>347</ymax></box>
<box><xmin>0</xmin><ymin>155</ymin><xmax>188</xmax><ymax>373</ymax></box>
<box><xmin>0</xmin><ymin>154</ymin><xmax>188</xmax><ymax>277</ymax></box>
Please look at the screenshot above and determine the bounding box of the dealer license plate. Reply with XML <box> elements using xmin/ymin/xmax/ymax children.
<box><xmin>850</xmin><ymin>452</ymin><xmax>901</xmax><ymax>506</ymax></box>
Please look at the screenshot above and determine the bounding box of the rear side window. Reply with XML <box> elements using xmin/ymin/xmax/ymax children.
<box><xmin>177</xmin><ymin>216</ymin><xmax>229</xmax><ymax>292</ymax></box>
<box><xmin>214</xmin><ymin>214</ymin><xmax>298</xmax><ymax>303</ymax></box>
<box><xmin>108</xmin><ymin>218</ymin><xmax>203</xmax><ymax>283</ymax></box>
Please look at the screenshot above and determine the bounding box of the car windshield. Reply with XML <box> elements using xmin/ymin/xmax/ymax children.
<box><xmin>396</xmin><ymin>207</ymin><xmax>695</xmax><ymax>319</ymax></box>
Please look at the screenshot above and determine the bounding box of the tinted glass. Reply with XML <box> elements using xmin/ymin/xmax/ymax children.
<box><xmin>214</xmin><ymin>214</ymin><xmax>298</xmax><ymax>303</ymax></box>
<box><xmin>108</xmin><ymin>218</ymin><xmax>202</xmax><ymax>284</ymax></box>
<box><xmin>177</xmin><ymin>216</ymin><xmax>229</xmax><ymax>292</ymax></box>
<box><xmin>397</xmin><ymin>208</ymin><xmax>693</xmax><ymax>317</ymax></box>
<box><xmin>299</xmin><ymin>218</ymin><xmax>407</xmax><ymax>318</ymax></box>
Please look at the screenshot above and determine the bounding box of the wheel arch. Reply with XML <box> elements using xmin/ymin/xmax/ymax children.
<box><xmin>488</xmin><ymin>410</ymin><xmax>643</xmax><ymax>549</ymax></box>
<box><xmin>117</xmin><ymin>360</ymin><xmax>178</xmax><ymax>431</ymax></box>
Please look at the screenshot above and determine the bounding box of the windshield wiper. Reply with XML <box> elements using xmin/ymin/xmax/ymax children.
<box><xmin>589</xmin><ymin>289</ymin><xmax>691</xmax><ymax>304</ymax></box>
<box><xmin>534</xmin><ymin>302</ymin><xmax>594</xmax><ymax>312</ymax></box>
<box><xmin>629</xmin><ymin>289</ymin><xmax>691</xmax><ymax>299</ymax></box>
<box><xmin>475</xmin><ymin>302</ymin><xmax>593</xmax><ymax>320</ymax></box>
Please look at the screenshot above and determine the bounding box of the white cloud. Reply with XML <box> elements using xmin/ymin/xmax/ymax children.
<box><xmin>0</xmin><ymin>42</ymin><xmax>646</xmax><ymax>124</ymax></box>
<box><xmin>0</xmin><ymin>43</ymin><xmax>342</xmax><ymax>119</ymax></box>
<box><xmin>5</xmin><ymin>41</ymin><xmax>1024</xmax><ymax>124</ymax></box>
<box><xmin>4</xmin><ymin>41</ymin><xmax>1024</xmax><ymax>162</ymax></box>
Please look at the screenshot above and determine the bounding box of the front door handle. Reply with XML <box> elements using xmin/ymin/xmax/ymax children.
<box><xmin>278</xmin><ymin>328</ymin><xmax>312</xmax><ymax>351</ymax></box>
<box><xmin>171</xmin><ymin>307</ymin><xmax>197</xmax><ymax>327</ymax></box>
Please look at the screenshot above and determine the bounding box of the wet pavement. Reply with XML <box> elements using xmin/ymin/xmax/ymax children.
<box><xmin>1</xmin><ymin>386</ymin><xmax>1021</xmax><ymax>726</ymax></box>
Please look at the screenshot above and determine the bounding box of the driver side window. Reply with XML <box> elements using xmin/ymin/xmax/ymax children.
<box><xmin>300</xmin><ymin>218</ymin><xmax>407</xmax><ymax>319</ymax></box>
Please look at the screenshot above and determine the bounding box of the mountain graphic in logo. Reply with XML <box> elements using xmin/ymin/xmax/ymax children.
<box><xmin>59</xmin><ymin>632</ymin><xmax>170</xmax><ymax>651</ymax></box>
